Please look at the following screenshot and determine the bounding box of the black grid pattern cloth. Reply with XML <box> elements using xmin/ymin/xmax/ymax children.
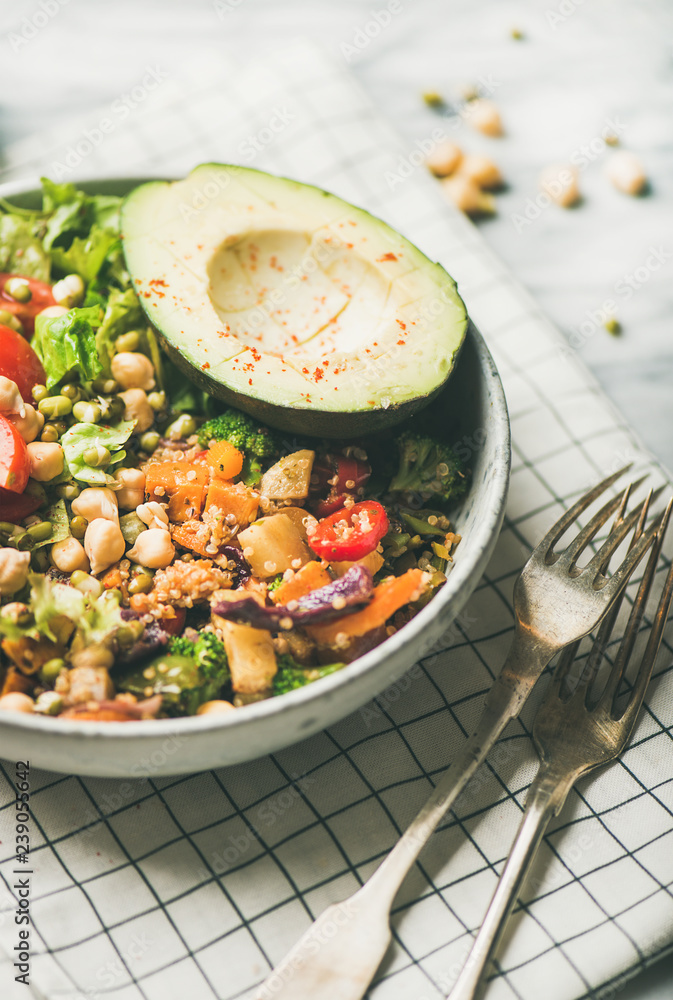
<box><xmin>0</xmin><ymin>40</ymin><xmax>672</xmax><ymax>1000</ymax></box>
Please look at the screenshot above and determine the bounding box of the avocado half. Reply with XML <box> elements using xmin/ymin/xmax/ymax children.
<box><xmin>121</xmin><ymin>164</ymin><xmax>467</xmax><ymax>437</ymax></box>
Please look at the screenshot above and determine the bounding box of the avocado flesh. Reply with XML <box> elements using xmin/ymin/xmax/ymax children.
<box><xmin>121</xmin><ymin>164</ymin><xmax>468</xmax><ymax>436</ymax></box>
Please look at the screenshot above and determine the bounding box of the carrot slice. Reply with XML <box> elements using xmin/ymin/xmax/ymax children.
<box><xmin>204</xmin><ymin>479</ymin><xmax>258</xmax><ymax>526</ymax></box>
<box><xmin>171</xmin><ymin>521</ymin><xmax>212</xmax><ymax>558</ymax></box>
<box><xmin>307</xmin><ymin>568</ymin><xmax>427</xmax><ymax>645</ymax></box>
<box><xmin>207</xmin><ymin>440</ymin><xmax>244</xmax><ymax>480</ymax></box>
<box><xmin>271</xmin><ymin>560</ymin><xmax>332</xmax><ymax>605</ymax></box>
<box><xmin>145</xmin><ymin>462</ymin><xmax>209</xmax><ymax>523</ymax></box>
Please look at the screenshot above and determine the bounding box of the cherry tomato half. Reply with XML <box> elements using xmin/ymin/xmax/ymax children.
<box><xmin>310</xmin><ymin>453</ymin><xmax>371</xmax><ymax>518</ymax></box>
<box><xmin>160</xmin><ymin>607</ymin><xmax>187</xmax><ymax>636</ymax></box>
<box><xmin>0</xmin><ymin>273</ymin><xmax>56</xmax><ymax>337</ymax></box>
<box><xmin>307</xmin><ymin>500</ymin><xmax>389</xmax><ymax>562</ymax></box>
<box><xmin>0</xmin><ymin>487</ymin><xmax>41</xmax><ymax>523</ymax></box>
<box><xmin>0</xmin><ymin>414</ymin><xmax>30</xmax><ymax>494</ymax></box>
<box><xmin>0</xmin><ymin>324</ymin><xmax>47</xmax><ymax>402</ymax></box>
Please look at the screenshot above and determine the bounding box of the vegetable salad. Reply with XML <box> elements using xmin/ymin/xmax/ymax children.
<box><xmin>0</xmin><ymin>180</ymin><xmax>467</xmax><ymax>722</ymax></box>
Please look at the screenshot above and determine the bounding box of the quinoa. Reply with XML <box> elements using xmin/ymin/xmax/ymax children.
<box><xmin>130</xmin><ymin>558</ymin><xmax>232</xmax><ymax>618</ymax></box>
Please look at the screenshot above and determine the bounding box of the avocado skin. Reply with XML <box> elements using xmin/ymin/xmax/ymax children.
<box><xmin>156</xmin><ymin>329</ymin><xmax>464</xmax><ymax>437</ymax></box>
<box><xmin>121</xmin><ymin>166</ymin><xmax>468</xmax><ymax>437</ymax></box>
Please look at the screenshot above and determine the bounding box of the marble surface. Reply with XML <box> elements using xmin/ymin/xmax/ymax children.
<box><xmin>0</xmin><ymin>0</ymin><xmax>671</xmax><ymax>996</ymax></box>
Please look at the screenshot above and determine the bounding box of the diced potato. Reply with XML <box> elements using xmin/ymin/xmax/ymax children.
<box><xmin>277</xmin><ymin>505</ymin><xmax>318</xmax><ymax>541</ymax></box>
<box><xmin>213</xmin><ymin>607</ymin><xmax>277</xmax><ymax>695</ymax></box>
<box><xmin>238</xmin><ymin>514</ymin><xmax>311</xmax><ymax>578</ymax></box>
<box><xmin>259</xmin><ymin>450</ymin><xmax>315</xmax><ymax>500</ymax></box>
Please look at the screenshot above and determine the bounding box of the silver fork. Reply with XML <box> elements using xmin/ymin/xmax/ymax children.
<box><xmin>253</xmin><ymin>468</ymin><xmax>663</xmax><ymax>1000</ymax></box>
<box><xmin>449</xmin><ymin>496</ymin><xmax>673</xmax><ymax>1000</ymax></box>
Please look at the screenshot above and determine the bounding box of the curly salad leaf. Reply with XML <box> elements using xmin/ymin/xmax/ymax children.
<box><xmin>33</xmin><ymin>499</ymin><xmax>70</xmax><ymax>549</ymax></box>
<box><xmin>32</xmin><ymin>305</ymin><xmax>102</xmax><ymax>388</ymax></box>
<box><xmin>62</xmin><ymin>419</ymin><xmax>135</xmax><ymax>486</ymax></box>
<box><xmin>96</xmin><ymin>287</ymin><xmax>146</xmax><ymax>374</ymax></box>
<box><xmin>0</xmin><ymin>573</ymin><xmax>123</xmax><ymax>645</ymax></box>
<box><xmin>0</xmin><ymin>214</ymin><xmax>51</xmax><ymax>281</ymax></box>
<box><xmin>0</xmin><ymin>177</ymin><xmax>125</xmax><ymax>289</ymax></box>
<box><xmin>51</xmin><ymin>227</ymin><xmax>118</xmax><ymax>284</ymax></box>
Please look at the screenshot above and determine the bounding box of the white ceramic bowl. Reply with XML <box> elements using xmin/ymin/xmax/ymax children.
<box><xmin>0</xmin><ymin>177</ymin><xmax>510</xmax><ymax>777</ymax></box>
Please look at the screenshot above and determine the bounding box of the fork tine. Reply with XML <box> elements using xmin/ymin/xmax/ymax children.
<box><xmin>576</xmin><ymin>499</ymin><xmax>662</xmax><ymax>706</ymax></box>
<box><xmin>585</xmin><ymin>486</ymin><xmax>665</xmax><ymax>580</ymax></box>
<box><xmin>556</xmin><ymin>491</ymin><xmax>652</xmax><ymax>700</ymax></box>
<box><xmin>559</xmin><ymin>480</ymin><xmax>645</xmax><ymax>569</ymax></box>
<box><xmin>597</xmin><ymin>497</ymin><xmax>670</xmax><ymax>708</ymax></box>
<box><xmin>598</xmin><ymin>512</ymin><xmax>664</xmax><ymax>605</ymax></box>
<box><xmin>608</xmin><ymin>499</ymin><xmax>673</xmax><ymax>726</ymax></box>
<box><xmin>538</xmin><ymin>463</ymin><xmax>633</xmax><ymax>559</ymax></box>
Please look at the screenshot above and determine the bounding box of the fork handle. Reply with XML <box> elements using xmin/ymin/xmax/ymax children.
<box><xmin>448</xmin><ymin>770</ymin><xmax>575</xmax><ymax>1000</ymax></box>
<box><xmin>252</xmin><ymin>629</ymin><xmax>554</xmax><ymax>1000</ymax></box>
<box><xmin>367</xmin><ymin>627</ymin><xmax>555</xmax><ymax>907</ymax></box>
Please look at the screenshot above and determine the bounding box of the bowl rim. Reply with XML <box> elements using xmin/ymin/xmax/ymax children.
<box><xmin>0</xmin><ymin>174</ymin><xmax>511</xmax><ymax>745</ymax></box>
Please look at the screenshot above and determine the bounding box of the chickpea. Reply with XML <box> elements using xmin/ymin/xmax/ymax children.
<box><xmin>84</xmin><ymin>518</ymin><xmax>126</xmax><ymax>576</ymax></box>
<box><xmin>126</xmin><ymin>528</ymin><xmax>175</xmax><ymax>569</ymax></box>
<box><xmin>440</xmin><ymin>175</ymin><xmax>495</xmax><ymax>216</ymax></box>
<box><xmin>50</xmin><ymin>537</ymin><xmax>90</xmax><ymax>574</ymax></box>
<box><xmin>425</xmin><ymin>140</ymin><xmax>463</xmax><ymax>178</ymax></box>
<box><xmin>119</xmin><ymin>388</ymin><xmax>154</xmax><ymax>433</ymax></box>
<box><xmin>196</xmin><ymin>700</ymin><xmax>236</xmax><ymax>716</ymax></box>
<box><xmin>114</xmin><ymin>468</ymin><xmax>146</xmax><ymax>510</ymax></box>
<box><xmin>605</xmin><ymin>151</ymin><xmax>647</xmax><ymax>195</ymax></box>
<box><xmin>111</xmin><ymin>352</ymin><xmax>155</xmax><ymax>391</ymax></box>
<box><xmin>0</xmin><ymin>692</ymin><xmax>34</xmax><ymax>713</ymax></box>
<box><xmin>136</xmin><ymin>501</ymin><xmax>169</xmax><ymax>531</ymax></box>
<box><xmin>0</xmin><ymin>549</ymin><xmax>31</xmax><ymax>595</ymax></box>
<box><xmin>539</xmin><ymin>164</ymin><xmax>580</xmax><ymax>207</ymax></box>
<box><xmin>26</xmin><ymin>441</ymin><xmax>64</xmax><ymax>482</ymax></box>
<box><xmin>71</xmin><ymin>487</ymin><xmax>119</xmax><ymax>523</ymax></box>
<box><xmin>457</xmin><ymin>153</ymin><xmax>503</xmax><ymax>190</ymax></box>
<box><xmin>467</xmin><ymin>98</ymin><xmax>503</xmax><ymax>137</ymax></box>
<box><xmin>37</xmin><ymin>305</ymin><xmax>69</xmax><ymax>320</ymax></box>
<box><xmin>52</xmin><ymin>273</ymin><xmax>84</xmax><ymax>309</ymax></box>
<box><xmin>7</xmin><ymin>404</ymin><xmax>44</xmax><ymax>443</ymax></box>
<box><xmin>0</xmin><ymin>376</ymin><xmax>25</xmax><ymax>417</ymax></box>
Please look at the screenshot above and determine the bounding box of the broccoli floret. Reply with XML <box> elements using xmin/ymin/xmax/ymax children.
<box><xmin>388</xmin><ymin>432</ymin><xmax>467</xmax><ymax>505</ymax></box>
<box><xmin>169</xmin><ymin>631</ymin><xmax>229</xmax><ymax>681</ymax></box>
<box><xmin>193</xmin><ymin>631</ymin><xmax>229</xmax><ymax>683</ymax></box>
<box><xmin>273</xmin><ymin>654</ymin><xmax>345</xmax><ymax>696</ymax></box>
<box><xmin>267</xmin><ymin>574</ymin><xmax>284</xmax><ymax>594</ymax></box>
<box><xmin>197</xmin><ymin>408</ymin><xmax>279</xmax><ymax>458</ymax></box>
<box><xmin>167</xmin><ymin>635</ymin><xmax>194</xmax><ymax>658</ymax></box>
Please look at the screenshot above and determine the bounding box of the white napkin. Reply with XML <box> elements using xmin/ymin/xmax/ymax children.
<box><xmin>0</xmin><ymin>39</ymin><xmax>672</xmax><ymax>1000</ymax></box>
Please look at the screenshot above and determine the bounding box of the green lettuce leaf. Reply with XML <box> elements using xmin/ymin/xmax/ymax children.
<box><xmin>0</xmin><ymin>572</ymin><xmax>123</xmax><ymax>646</ymax></box>
<box><xmin>79</xmin><ymin>589</ymin><xmax>125</xmax><ymax>646</ymax></box>
<box><xmin>61</xmin><ymin>419</ymin><xmax>135</xmax><ymax>486</ymax></box>
<box><xmin>33</xmin><ymin>306</ymin><xmax>103</xmax><ymax>389</ymax></box>
<box><xmin>41</xmin><ymin>178</ymin><xmax>80</xmax><ymax>212</ymax></box>
<box><xmin>0</xmin><ymin>214</ymin><xmax>51</xmax><ymax>281</ymax></box>
<box><xmin>90</xmin><ymin>195</ymin><xmax>121</xmax><ymax>233</ymax></box>
<box><xmin>33</xmin><ymin>499</ymin><xmax>71</xmax><ymax>549</ymax></box>
<box><xmin>51</xmin><ymin>225</ymin><xmax>117</xmax><ymax>283</ymax></box>
<box><xmin>0</xmin><ymin>573</ymin><xmax>85</xmax><ymax>643</ymax></box>
<box><xmin>96</xmin><ymin>288</ymin><xmax>145</xmax><ymax>373</ymax></box>
<box><xmin>43</xmin><ymin>197</ymin><xmax>88</xmax><ymax>251</ymax></box>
